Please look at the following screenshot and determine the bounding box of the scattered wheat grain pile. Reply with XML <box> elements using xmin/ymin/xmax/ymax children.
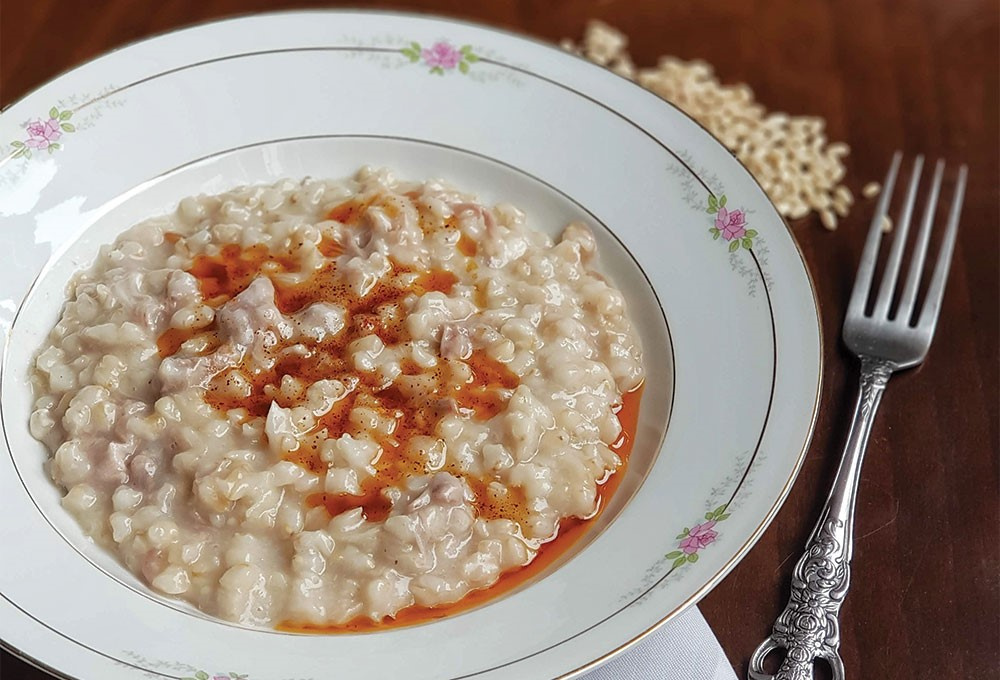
<box><xmin>562</xmin><ymin>21</ymin><xmax>879</xmax><ymax>230</ymax></box>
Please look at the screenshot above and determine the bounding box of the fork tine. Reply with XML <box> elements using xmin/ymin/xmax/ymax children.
<box><xmin>897</xmin><ymin>160</ymin><xmax>945</xmax><ymax>322</ymax></box>
<box><xmin>917</xmin><ymin>165</ymin><xmax>967</xmax><ymax>331</ymax></box>
<box><xmin>847</xmin><ymin>151</ymin><xmax>902</xmax><ymax>319</ymax></box>
<box><xmin>873</xmin><ymin>156</ymin><xmax>923</xmax><ymax>318</ymax></box>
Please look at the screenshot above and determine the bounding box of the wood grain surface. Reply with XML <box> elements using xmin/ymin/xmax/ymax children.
<box><xmin>1</xmin><ymin>2</ymin><xmax>997</xmax><ymax>679</ymax></box>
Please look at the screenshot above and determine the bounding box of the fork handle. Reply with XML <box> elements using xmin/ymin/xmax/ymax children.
<box><xmin>749</xmin><ymin>356</ymin><xmax>894</xmax><ymax>680</ymax></box>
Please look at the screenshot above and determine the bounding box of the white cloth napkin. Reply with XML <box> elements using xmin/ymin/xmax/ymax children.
<box><xmin>584</xmin><ymin>607</ymin><xmax>737</xmax><ymax>680</ymax></box>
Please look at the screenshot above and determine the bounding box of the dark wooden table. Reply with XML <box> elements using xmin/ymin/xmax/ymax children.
<box><xmin>2</xmin><ymin>1</ymin><xmax>996</xmax><ymax>679</ymax></box>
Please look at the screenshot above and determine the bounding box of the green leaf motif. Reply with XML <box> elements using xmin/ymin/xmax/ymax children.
<box><xmin>195</xmin><ymin>672</ymin><xmax>209</xmax><ymax>680</ymax></box>
<box><xmin>665</xmin><ymin>550</ymin><xmax>683</xmax><ymax>559</ymax></box>
<box><xmin>60</xmin><ymin>123</ymin><xmax>75</xmax><ymax>132</ymax></box>
<box><xmin>704</xmin><ymin>512</ymin><xmax>713</xmax><ymax>521</ymax></box>
<box><xmin>745</xmin><ymin>229</ymin><xmax>758</xmax><ymax>238</ymax></box>
<box><xmin>717</xmin><ymin>513</ymin><xmax>731</xmax><ymax>521</ymax></box>
<box><xmin>706</xmin><ymin>206</ymin><xmax>718</xmax><ymax>214</ymax></box>
<box><xmin>59</xmin><ymin>109</ymin><xmax>73</xmax><ymax>120</ymax></box>
<box><xmin>410</xmin><ymin>41</ymin><xmax>421</xmax><ymax>51</ymax></box>
<box><xmin>671</xmin><ymin>556</ymin><xmax>688</xmax><ymax>570</ymax></box>
<box><xmin>49</xmin><ymin>106</ymin><xmax>59</xmax><ymax>119</ymax></box>
<box><xmin>742</xmin><ymin>238</ymin><xmax>752</xmax><ymax>249</ymax></box>
<box><xmin>687</xmin><ymin>552</ymin><xmax>699</xmax><ymax>563</ymax></box>
<box><xmin>719</xmin><ymin>195</ymin><xmax>727</xmax><ymax>207</ymax></box>
<box><xmin>708</xmin><ymin>195</ymin><xmax>718</xmax><ymax>208</ymax></box>
<box><xmin>729</xmin><ymin>240</ymin><xmax>740</xmax><ymax>252</ymax></box>
<box><xmin>675</xmin><ymin>531</ymin><xmax>688</xmax><ymax>539</ymax></box>
<box><xmin>459</xmin><ymin>61</ymin><xmax>469</xmax><ymax>74</ymax></box>
<box><xmin>400</xmin><ymin>47</ymin><xmax>420</xmax><ymax>61</ymax></box>
<box><xmin>10</xmin><ymin>140</ymin><xmax>24</xmax><ymax>147</ymax></box>
<box><xmin>464</xmin><ymin>53</ymin><xmax>479</xmax><ymax>63</ymax></box>
<box><xmin>708</xmin><ymin>504</ymin><xmax>728</xmax><ymax>520</ymax></box>
<box><xmin>460</xmin><ymin>44</ymin><xmax>473</xmax><ymax>54</ymax></box>
<box><xmin>12</xmin><ymin>147</ymin><xmax>28</xmax><ymax>159</ymax></box>
<box><xmin>430</xmin><ymin>66</ymin><xmax>444</xmax><ymax>75</ymax></box>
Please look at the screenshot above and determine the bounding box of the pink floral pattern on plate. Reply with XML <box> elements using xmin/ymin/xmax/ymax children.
<box><xmin>10</xmin><ymin>106</ymin><xmax>75</xmax><ymax>159</ymax></box>
<box><xmin>707</xmin><ymin>194</ymin><xmax>758</xmax><ymax>251</ymax></box>
<box><xmin>401</xmin><ymin>40</ymin><xmax>480</xmax><ymax>75</ymax></box>
<box><xmin>665</xmin><ymin>504</ymin><xmax>731</xmax><ymax>568</ymax></box>
<box><xmin>680</xmin><ymin>520</ymin><xmax>719</xmax><ymax>554</ymax></box>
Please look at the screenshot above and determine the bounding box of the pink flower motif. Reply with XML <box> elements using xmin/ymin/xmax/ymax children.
<box><xmin>24</xmin><ymin>117</ymin><xmax>62</xmax><ymax>149</ymax></box>
<box><xmin>715</xmin><ymin>206</ymin><xmax>747</xmax><ymax>241</ymax></box>
<box><xmin>421</xmin><ymin>41</ymin><xmax>462</xmax><ymax>70</ymax></box>
<box><xmin>679</xmin><ymin>520</ymin><xmax>718</xmax><ymax>554</ymax></box>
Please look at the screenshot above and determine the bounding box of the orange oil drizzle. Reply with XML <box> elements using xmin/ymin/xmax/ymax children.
<box><xmin>156</xmin><ymin>326</ymin><xmax>198</xmax><ymax>357</ymax></box>
<box><xmin>317</xmin><ymin>236</ymin><xmax>343</xmax><ymax>257</ymax></box>
<box><xmin>278</xmin><ymin>383</ymin><xmax>644</xmax><ymax>634</ymax></box>
<box><xmin>457</xmin><ymin>233</ymin><xmax>478</xmax><ymax>256</ymax></box>
<box><xmin>188</xmin><ymin>243</ymin><xmax>297</xmax><ymax>308</ymax></box>
<box><xmin>154</xmin><ymin>205</ymin><xmax>643</xmax><ymax>633</ymax></box>
<box><xmin>326</xmin><ymin>197</ymin><xmax>374</xmax><ymax>224</ymax></box>
<box><xmin>158</xmin><ymin>235</ymin><xmax>522</xmax><ymax>512</ymax></box>
<box><xmin>307</xmin><ymin>485</ymin><xmax>394</xmax><ymax>524</ymax></box>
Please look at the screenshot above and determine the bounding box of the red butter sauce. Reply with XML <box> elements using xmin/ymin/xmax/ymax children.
<box><xmin>154</xmin><ymin>201</ymin><xmax>643</xmax><ymax>633</ymax></box>
<box><xmin>278</xmin><ymin>383</ymin><xmax>644</xmax><ymax>634</ymax></box>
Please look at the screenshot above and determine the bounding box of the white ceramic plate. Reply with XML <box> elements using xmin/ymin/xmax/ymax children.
<box><xmin>0</xmin><ymin>11</ymin><xmax>821</xmax><ymax>680</ymax></box>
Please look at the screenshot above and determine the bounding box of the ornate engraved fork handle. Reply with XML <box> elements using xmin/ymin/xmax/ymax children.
<box><xmin>749</xmin><ymin>357</ymin><xmax>893</xmax><ymax>680</ymax></box>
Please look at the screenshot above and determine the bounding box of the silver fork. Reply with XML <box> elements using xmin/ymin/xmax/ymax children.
<box><xmin>748</xmin><ymin>152</ymin><xmax>968</xmax><ymax>680</ymax></box>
